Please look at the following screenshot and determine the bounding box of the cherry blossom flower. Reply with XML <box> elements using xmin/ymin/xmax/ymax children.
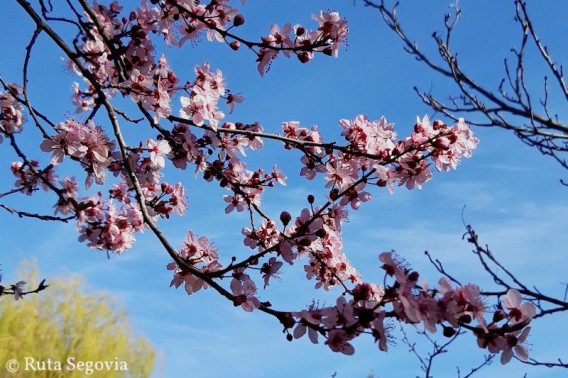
<box><xmin>181</xmin><ymin>230</ymin><xmax>218</xmax><ymax>264</ymax></box>
<box><xmin>71</xmin><ymin>81</ymin><xmax>96</xmax><ymax>113</ymax></box>
<box><xmin>146</xmin><ymin>138</ymin><xmax>171</xmax><ymax>169</ymax></box>
<box><xmin>339</xmin><ymin>183</ymin><xmax>372</xmax><ymax>210</ymax></box>
<box><xmin>224</xmin><ymin>194</ymin><xmax>245</xmax><ymax>214</ymax></box>
<box><xmin>372</xmin><ymin>310</ymin><xmax>388</xmax><ymax>351</ymax></box>
<box><xmin>500</xmin><ymin>327</ymin><xmax>531</xmax><ymax>364</ymax></box>
<box><xmin>311</xmin><ymin>11</ymin><xmax>348</xmax><ymax>58</ymax></box>
<box><xmin>0</xmin><ymin>84</ymin><xmax>24</xmax><ymax>138</ymax></box>
<box><xmin>271</xmin><ymin>165</ymin><xmax>287</xmax><ymax>186</ymax></box>
<box><xmin>226</xmin><ymin>93</ymin><xmax>245</xmax><ymax>113</ymax></box>
<box><xmin>325</xmin><ymin>329</ymin><xmax>355</xmax><ymax>355</ymax></box>
<box><xmin>169</xmin><ymin>182</ymin><xmax>188</xmax><ymax>216</ymax></box>
<box><xmin>293</xmin><ymin>303</ymin><xmax>323</xmax><ymax>344</ymax></box>
<box><xmin>477</xmin><ymin>325</ymin><xmax>507</xmax><ymax>354</ymax></box>
<box><xmin>322</xmin><ymin>297</ymin><xmax>356</xmax><ymax>328</ymax></box>
<box><xmin>179</xmin><ymin>62</ymin><xmax>226</xmax><ymax>130</ymax></box>
<box><xmin>261</xmin><ymin>257</ymin><xmax>283</xmax><ymax>288</ymax></box>
<box><xmin>231</xmin><ymin>278</ymin><xmax>260</xmax><ymax>312</ymax></box>
<box><xmin>503</xmin><ymin>289</ymin><xmax>537</xmax><ymax>324</ymax></box>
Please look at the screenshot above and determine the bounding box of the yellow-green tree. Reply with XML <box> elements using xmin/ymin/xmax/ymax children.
<box><xmin>0</xmin><ymin>261</ymin><xmax>156</xmax><ymax>377</ymax></box>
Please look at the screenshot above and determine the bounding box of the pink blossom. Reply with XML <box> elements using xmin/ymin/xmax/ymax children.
<box><xmin>324</xmin><ymin>159</ymin><xmax>357</xmax><ymax>190</ymax></box>
<box><xmin>256</xmin><ymin>48</ymin><xmax>278</xmax><ymax>77</ymax></box>
<box><xmin>339</xmin><ymin>182</ymin><xmax>372</xmax><ymax>210</ymax></box>
<box><xmin>230</xmin><ymin>278</ymin><xmax>260</xmax><ymax>312</ymax></box>
<box><xmin>170</xmin><ymin>182</ymin><xmax>188</xmax><ymax>216</ymax></box>
<box><xmin>500</xmin><ymin>327</ymin><xmax>531</xmax><ymax>364</ymax></box>
<box><xmin>271</xmin><ymin>165</ymin><xmax>287</xmax><ymax>186</ymax></box>
<box><xmin>372</xmin><ymin>310</ymin><xmax>388</xmax><ymax>351</ymax></box>
<box><xmin>261</xmin><ymin>257</ymin><xmax>283</xmax><ymax>288</ymax></box>
<box><xmin>503</xmin><ymin>289</ymin><xmax>536</xmax><ymax>324</ymax></box>
<box><xmin>0</xmin><ymin>84</ymin><xmax>24</xmax><ymax>139</ymax></box>
<box><xmin>146</xmin><ymin>138</ymin><xmax>171</xmax><ymax>168</ymax></box>
<box><xmin>181</xmin><ymin>230</ymin><xmax>218</xmax><ymax>264</ymax></box>
<box><xmin>311</xmin><ymin>11</ymin><xmax>348</xmax><ymax>58</ymax></box>
<box><xmin>322</xmin><ymin>297</ymin><xmax>356</xmax><ymax>328</ymax></box>
<box><xmin>325</xmin><ymin>329</ymin><xmax>355</xmax><ymax>355</ymax></box>
<box><xmin>300</xmin><ymin>155</ymin><xmax>327</xmax><ymax>180</ymax></box>
<box><xmin>293</xmin><ymin>305</ymin><xmax>323</xmax><ymax>344</ymax></box>
<box><xmin>224</xmin><ymin>194</ymin><xmax>245</xmax><ymax>214</ymax></box>
<box><xmin>477</xmin><ymin>325</ymin><xmax>507</xmax><ymax>354</ymax></box>
<box><xmin>71</xmin><ymin>81</ymin><xmax>95</xmax><ymax>113</ymax></box>
<box><xmin>226</xmin><ymin>93</ymin><xmax>245</xmax><ymax>113</ymax></box>
<box><xmin>40</xmin><ymin>119</ymin><xmax>115</xmax><ymax>187</ymax></box>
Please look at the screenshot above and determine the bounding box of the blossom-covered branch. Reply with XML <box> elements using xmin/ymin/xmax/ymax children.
<box><xmin>2</xmin><ymin>1</ymin><xmax>566</xmax><ymax>376</ymax></box>
<box><xmin>365</xmin><ymin>0</ymin><xmax>568</xmax><ymax>172</ymax></box>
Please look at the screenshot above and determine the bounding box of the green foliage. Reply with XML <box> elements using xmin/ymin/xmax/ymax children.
<box><xmin>0</xmin><ymin>261</ymin><xmax>156</xmax><ymax>377</ymax></box>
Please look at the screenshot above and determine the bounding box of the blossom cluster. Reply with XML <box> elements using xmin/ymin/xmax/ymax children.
<box><xmin>0</xmin><ymin>84</ymin><xmax>24</xmax><ymax>142</ymax></box>
<box><xmin>31</xmin><ymin>116</ymin><xmax>190</xmax><ymax>252</ymax></box>
<box><xmin>179</xmin><ymin>62</ymin><xmax>227</xmax><ymax>130</ymax></box>
<box><xmin>68</xmin><ymin>1</ymin><xmax>346</xmax><ymax>129</ymax></box>
<box><xmin>8</xmin><ymin>0</ymin><xmax>537</xmax><ymax>370</ymax></box>
<box><xmin>40</xmin><ymin>119</ymin><xmax>115</xmax><ymax>188</ymax></box>
<box><xmin>167</xmin><ymin>230</ymin><xmax>223</xmax><ymax>294</ymax></box>
<box><xmin>11</xmin><ymin>161</ymin><xmax>57</xmax><ymax>195</ymax></box>
<box><xmin>290</xmin><ymin>115</ymin><xmax>479</xmax><ymax>198</ymax></box>
<box><xmin>163</xmin><ymin>114</ymin><xmax>478</xmax><ymax>323</ymax></box>
<box><xmin>256</xmin><ymin>10</ymin><xmax>348</xmax><ymax>75</ymax></box>
<box><xmin>289</xmin><ymin>252</ymin><xmax>536</xmax><ymax>365</ymax></box>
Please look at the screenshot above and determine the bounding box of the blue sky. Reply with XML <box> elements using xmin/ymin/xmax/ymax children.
<box><xmin>1</xmin><ymin>0</ymin><xmax>568</xmax><ymax>377</ymax></box>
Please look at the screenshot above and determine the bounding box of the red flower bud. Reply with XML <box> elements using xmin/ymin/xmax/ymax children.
<box><xmin>443</xmin><ymin>326</ymin><xmax>456</xmax><ymax>337</ymax></box>
<box><xmin>280</xmin><ymin>211</ymin><xmax>291</xmax><ymax>226</ymax></box>
<box><xmin>493</xmin><ymin>309</ymin><xmax>506</xmax><ymax>323</ymax></box>
<box><xmin>233</xmin><ymin>14</ymin><xmax>245</xmax><ymax>27</ymax></box>
<box><xmin>297</xmin><ymin>52</ymin><xmax>310</xmax><ymax>64</ymax></box>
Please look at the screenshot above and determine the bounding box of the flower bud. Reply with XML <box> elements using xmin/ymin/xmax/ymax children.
<box><xmin>443</xmin><ymin>326</ymin><xmax>456</xmax><ymax>337</ymax></box>
<box><xmin>307</xmin><ymin>194</ymin><xmax>315</xmax><ymax>204</ymax></box>
<box><xmin>279</xmin><ymin>312</ymin><xmax>296</xmax><ymax>329</ymax></box>
<box><xmin>280</xmin><ymin>211</ymin><xmax>291</xmax><ymax>226</ymax></box>
<box><xmin>233</xmin><ymin>14</ymin><xmax>245</xmax><ymax>27</ymax></box>
<box><xmin>458</xmin><ymin>314</ymin><xmax>472</xmax><ymax>324</ymax></box>
<box><xmin>493</xmin><ymin>309</ymin><xmax>506</xmax><ymax>323</ymax></box>
<box><xmin>297</xmin><ymin>52</ymin><xmax>310</xmax><ymax>64</ymax></box>
<box><xmin>329</xmin><ymin>188</ymin><xmax>339</xmax><ymax>200</ymax></box>
<box><xmin>407</xmin><ymin>271</ymin><xmax>419</xmax><ymax>282</ymax></box>
<box><xmin>161</xmin><ymin>182</ymin><xmax>174</xmax><ymax>194</ymax></box>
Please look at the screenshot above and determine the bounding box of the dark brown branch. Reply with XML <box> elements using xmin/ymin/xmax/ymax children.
<box><xmin>0</xmin><ymin>203</ymin><xmax>74</xmax><ymax>222</ymax></box>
